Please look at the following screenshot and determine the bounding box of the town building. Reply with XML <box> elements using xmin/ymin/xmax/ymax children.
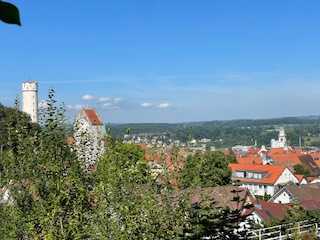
<box><xmin>234</xmin><ymin>128</ymin><xmax>320</xmax><ymax>177</ymax></box>
<box><xmin>271</xmin><ymin>127</ymin><xmax>287</xmax><ymax>149</ymax></box>
<box><xmin>186</xmin><ymin>185</ymin><xmax>254</xmax><ymax>213</ymax></box>
<box><xmin>245</xmin><ymin>199</ymin><xmax>289</xmax><ymax>226</ymax></box>
<box><xmin>229</xmin><ymin>163</ymin><xmax>301</xmax><ymax>196</ymax></box>
<box><xmin>22</xmin><ymin>81</ymin><xmax>38</xmax><ymax>123</ymax></box>
<box><xmin>73</xmin><ymin>108</ymin><xmax>106</xmax><ymax>170</ymax></box>
<box><xmin>269</xmin><ymin>183</ymin><xmax>320</xmax><ymax>209</ymax></box>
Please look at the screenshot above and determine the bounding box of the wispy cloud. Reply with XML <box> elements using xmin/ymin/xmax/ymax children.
<box><xmin>141</xmin><ymin>102</ymin><xmax>153</xmax><ymax>108</ymax></box>
<box><xmin>103</xmin><ymin>102</ymin><xmax>112</xmax><ymax>107</ymax></box>
<box><xmin>157</xmin><ymin>102</ymin><xmax>171</xmax><ymax>109</ymax></box>
<box><xmin>113</xmin><ymin>97</ymin><xmax>122</xmax><ymax>103</ymax></box>
<box><xmin>82</xmin><ymin>94</ymin><xmax>96</xmax><ymax>101</ymax></box>
<box><xmin>140</xmin><ymin>101</ymin><xmax>172</xmax><ymax>109</ymax></box>
<box><xmin>102</xmin><ymin>102</ymin><xmax>120</xmax><ymax>110</ymax></box>
<box><xmin>98</xmin><ymin>97</ymin><xmax>111</xmax><ymax>102</ymax></box>
<box><xmin>66</xmin><ymin>104</ymin><xmax>83</xmax><ymax>110</ymax></box>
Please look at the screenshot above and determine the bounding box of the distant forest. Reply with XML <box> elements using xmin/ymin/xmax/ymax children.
<box><xmin>107</xmin><ymin>116</ymin><xmax>320</xmax><ymax>148</ymax></box>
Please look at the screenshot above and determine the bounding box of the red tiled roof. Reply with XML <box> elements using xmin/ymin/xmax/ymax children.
<box><xmin>268</xmin><ymin>148</ymin><xmax>302</xmax><ymax>167</ymax></box>
<box><xmin>235</xmin><ymin>147</ymin><xmax>304</xmax><ymax>168</ymax></box>
<box><xmin>295</xmin><ymin>174</ymin><xmax>306</xmax><ymax>183</ymax></box>
<box><xmin>253</xmin><ymin>200</ymin><xmax>288</xmax><ymax>223</ymax></box>
<box><xmin>285</xmin><ymin>184</ymin><xmax>320</xmax><ymax>203</ymax></box>
<box><xmin>229</xmin><ymin>163</ymin><xmax>287</xmax><ymax>185</ymax></box>
<box><xmin>237</xmin><ymin>154</ymin><xmax>263</xmax><ymax>165</ymax></box>
<box><xmin>188</xmin><ymin>186</ymin><xmax>253</xmax><ymax>211</ymax></box>
<box><xmin>247</xmin><ymin>147</ymin><xmax>260</xmax><ymax>155</ymax></box>
<box><xmin>309</xmin><ymin>151</ymin><xmax>320</xmax><ymax>162</ymax></box>
<box><xmin>140</xmin><ymin>145</ymin><xmax>187</xmax><ymax>188</ymax></box>
<box><xmin>83</xmin><ymin>109</ymin><xmax>103</xmax><ymax>126</ymax></box>
<box><xmin>314</xmin><ymin>159</ymin><xmax>320</xmax><ymax>167</ymax></box>
<box><xmin>300</xmin><ymin>200</ymin><xmax>320</xmax><ymax>211</ymax></box>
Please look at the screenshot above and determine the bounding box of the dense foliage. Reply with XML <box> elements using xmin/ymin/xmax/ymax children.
<box><xmin>0</xmin><ymin>93</ymin><xmax>188</xmax><ymax>239</ymax></box>
<box><xmin>0</xmin><ymin>91</ymin><xmax>91</xmax><ymax>239</ymax></box>
<box><xmin>91</xmin><ymin>141</ymin><xmax>187</xmax><ymax>239</ymax></box>
<box><xmin>180</xmin><ymin>151</ymin><xmax>234</xmax><ymax>189</ymax></box>
<box><xmin>184</xmin><ymin>198</ymin><xmax>248</xmax><ymax>240</ymax></box>
<box><xmin>293</xmin><ymin>164</ymin><xmax>311</xmax><ymax>176</ymax></box>
<box><xmin>0</xmin><ymin>103</ymin><xmax>36</xmax><ymax>149</ymax></box>
<box><xmin>0</xmin><ymin>93</ymin><xmax>250</xmax><ymax>239</ymax></box>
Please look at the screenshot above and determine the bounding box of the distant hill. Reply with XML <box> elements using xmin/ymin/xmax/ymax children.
<box><xmin>106</xmin><ymin>116</ymin><xmax>320</xmax><ymax>148</ymax></box>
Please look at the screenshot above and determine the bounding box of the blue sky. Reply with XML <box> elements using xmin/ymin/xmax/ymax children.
<box><xmin>1</xmin><ymin>0</ymin><xmax>320</xmax><ymax>123</ymax></box>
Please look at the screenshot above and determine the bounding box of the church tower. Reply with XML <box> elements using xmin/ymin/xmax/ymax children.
<box><xmin>22</xmin><ymin>81</ymin><xmax>38</xmax><ymax>123</ymax></box>
<box><xmin>271</xmin><ymin>127</ymin><xmax>287</xmax><ymax>148</ymax></box>
<box><xmin>278</xmin><ymin>127</ymin><xmax>287</xmax><ymax>148</ymax></box>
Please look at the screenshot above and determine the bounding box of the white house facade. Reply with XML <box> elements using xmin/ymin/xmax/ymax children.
<box><xmin>229</xmin><ymin>163</ymin><xmax>300</xmax><ymax>197</ymax></box>
<box><xmin>73</xmin><ymin>108</ymin><xmax>106</xmax><ymax>170</ymax></box>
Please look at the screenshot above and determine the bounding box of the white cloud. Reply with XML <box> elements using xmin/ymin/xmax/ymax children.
<box><xmin>141</xmin><ymin>102</ymin><xmax>153</xmax><ymax>108</ymax></box>
<box><xmin>98</xmin><ymin>97</ymin><xmax>111</xmax><ymax>102</ymax></box>
<box><xmin>102</xmin><ymin>103</ymin><xmax>120</xmax><ymax>110</ymax></box>
<box><xmin>97</xmin><ymin>96</ymin><xmax>122</xmax><ymax>104</ymax></box>
<box><xmin>103</xmin><ymin>102</ymin><xmax>113</xmax><ymax>107</ymax></box>
<box><xmin>113</xmin><ymin>97</ymin><xmax>122</xmax><ymax>103</ymax></box>
<box><xmin>82</xmin><ymin>94</ymin><xmax>95</xmax><ymax>101</ymax></box>
<box><xmin>66</xmin><ymin>104</ymin><xmax>83</xmax><ymax>110</ymax></box>
<box><xmin>157</xmin><ymin>102</ymin><xmax>171</xmax><ymax>109</ymax></box>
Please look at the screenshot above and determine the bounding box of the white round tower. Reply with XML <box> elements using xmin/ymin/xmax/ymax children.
<box><xmin>22</xmin><ymin>81</ymin><xmax>38</xmax><ymax>123</ymax></box>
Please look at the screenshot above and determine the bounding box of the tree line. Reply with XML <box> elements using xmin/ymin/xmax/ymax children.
<box><xmin>107</xmin><ymin>117</ymin><xmax>320</xmax><ymax>148</ymax></box>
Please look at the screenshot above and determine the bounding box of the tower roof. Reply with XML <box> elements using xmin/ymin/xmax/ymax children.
<box><xmin>23</xmin><ymin>80</ymin><xmax>37</xmax><ymax>84</ymax></box>
<box><xmin>82</xmin><ymin>108</ymin><xmax>103</xmax><ymax>126</ymax></box>
<box><xmin>22</xmin><ymin>81</ymin><xmax>38</xmax><ymax>91</ymax></box>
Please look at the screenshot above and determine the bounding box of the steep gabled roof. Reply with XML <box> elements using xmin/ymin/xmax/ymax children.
<box><xmin>299</xmin><ymin>154</ymin><xmax>320</xmax><ymax>176</ymax></box>
<box><xmin>229</xmin><ymin>163</ymin><xmax>287</xmax><ymax>185</ymax></box>
<box><xmin>300</xmin><ymin>200</ymin><xmax>320</xmax><ymax>211</ymax></box>
<box><xmin>286</xmin><ymin>184</ymin><xmax>320</xmax><ymax>202</ymax></box>
<box><xmin>270</xmin><ymin>183</ymin><xmax>320</xmax><ymax>208</ymax></box>
<box><xmin>186</xmin><ymin>186</ymin><xmax>253</xmax><ymax>211</ymax></box>
<box><xmin>82</xmin><ymin>108</ymin><xmax>103</xmax><ymax>126</ymax></box>
<box><xmin>268</xmin><ymin>148</ymin><xmax>302</xmax><ymax>167</ymax></box>
<box><xmin>295</xmin><ymin>174</ymin><xmax>306</xmax><ymax>184</ymax></box>
<box><xmin>252</xmin><ymin>200</ymin><xmax>288</xmax><ymax>223</ymax></box>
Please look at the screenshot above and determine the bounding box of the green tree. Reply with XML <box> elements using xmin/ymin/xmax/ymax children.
<box><xmin>0</xmin><ymin>93</ymin><xmax>251</xmax><ymax>239</ymax></box>
<box><xmin>0</xmin><ymin>102</ymin><xmax>35</xmax><ymax>150</ymax></box>
<box><xmin>91</xmin><ymin>141</ymin><xmax>187</xmax><ymax>239</ymax></box>
<box><xmin>182</xmin><ymin>187</ymin><xmax>251</xmax><ymax>240</ymax></box>
<box><xmin>0</xmin><ymin>90</ymin><xmax>92</xmax><ymax>239</ymax></box>
<box><xmin>180</xmin><ymin>151</ymin><xmax>232</xmax><ymax>189</ymax></box>
<box><xmin>294</xmin><ymin>164</ymin><xmax>311</xmax><ymax>176</ymax></box>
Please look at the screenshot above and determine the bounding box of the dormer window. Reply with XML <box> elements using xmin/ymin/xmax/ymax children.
<box><xmin>234</xmin><ymin>171</ymin><xmax>264</xmax><ymax>179</ymax></box>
